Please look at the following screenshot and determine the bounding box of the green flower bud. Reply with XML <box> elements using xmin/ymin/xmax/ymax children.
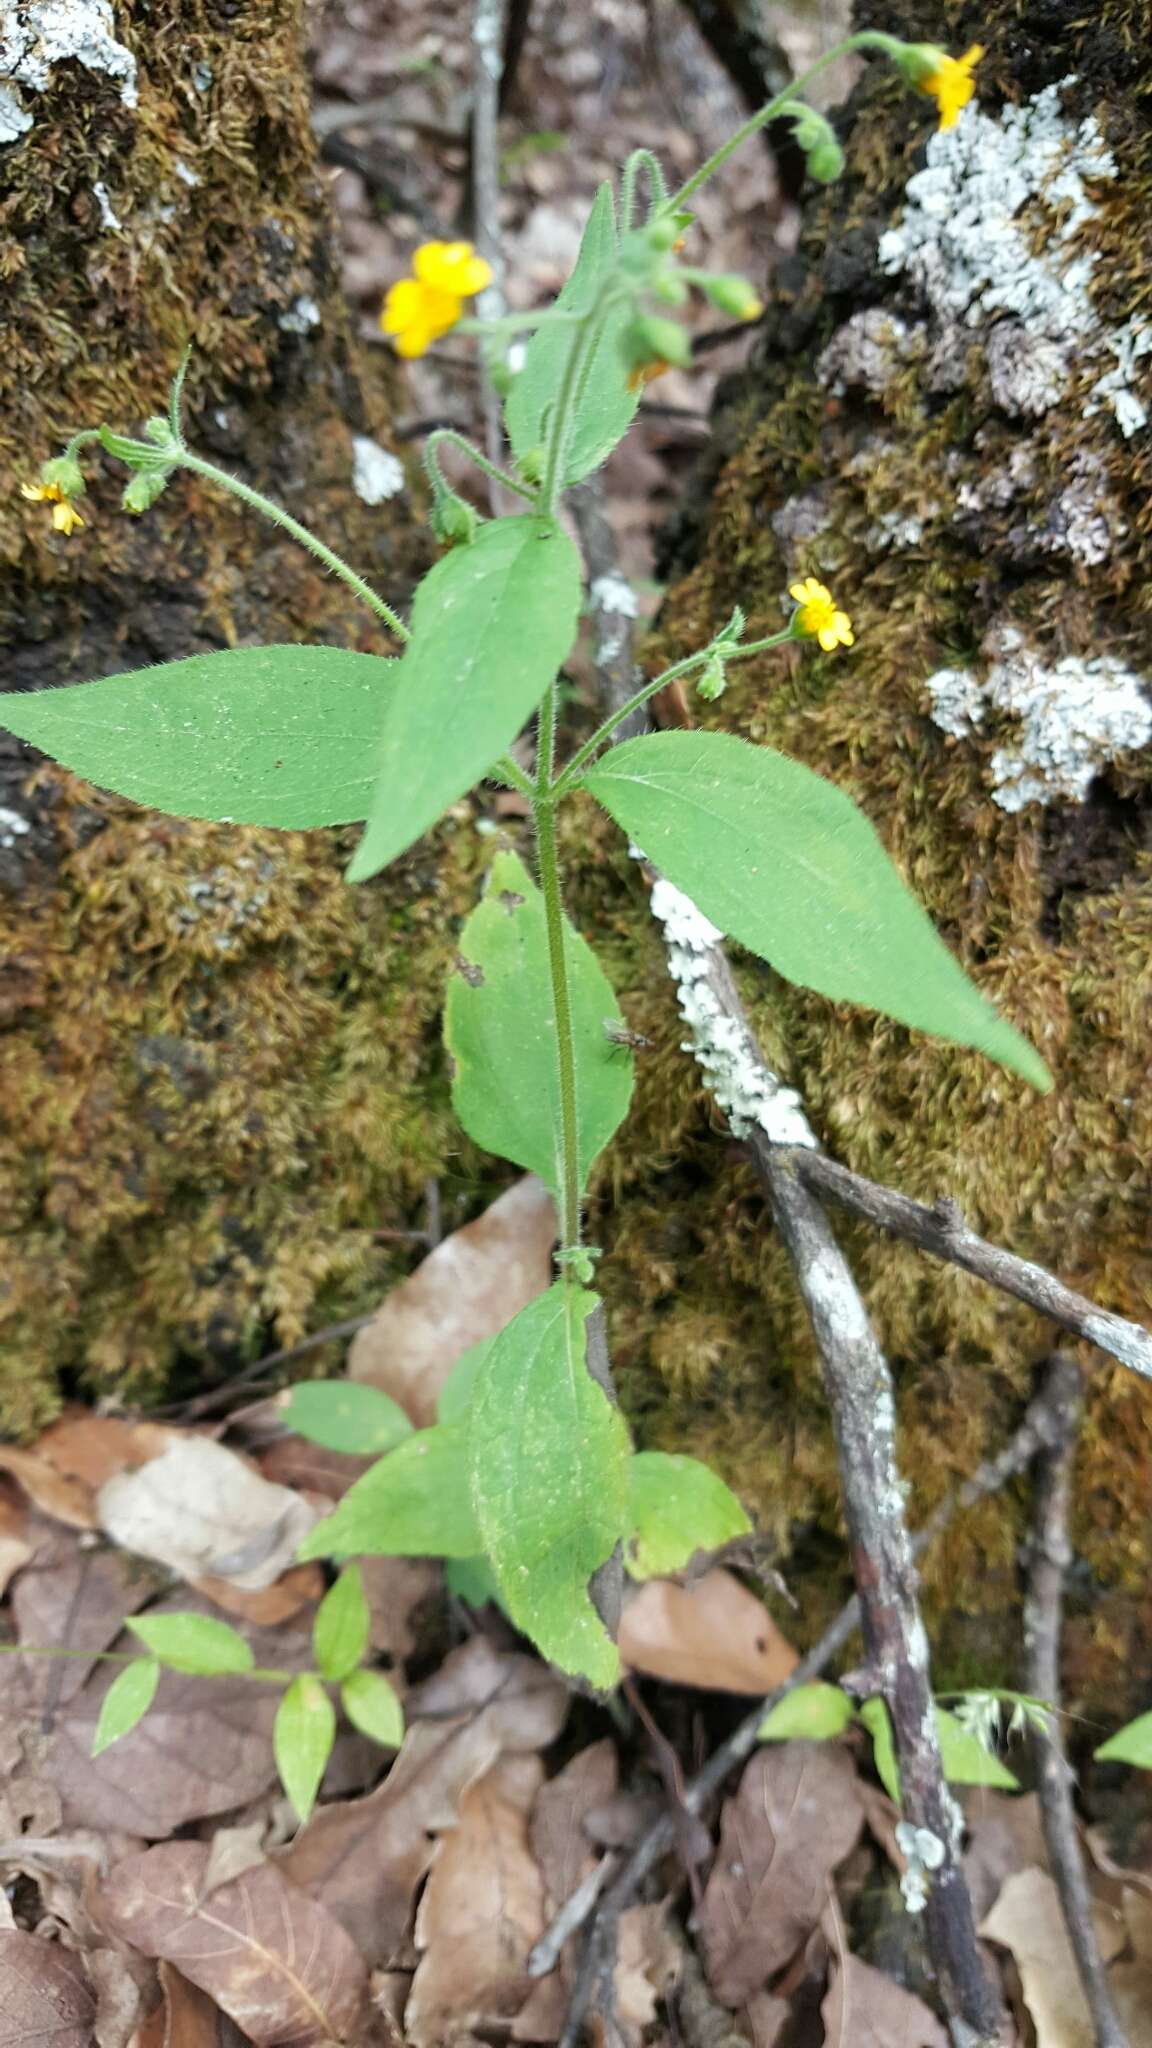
<box><xmin>516</xmin><ymin>446</ymin><xmax>545</xmax><ymax>488</ymax></box>
<box><xmin>697</xmin><ymin>273</ymin><xmax>763</xmax><ymax>321</ymax></box>
<box><xmin>784</xmin><ymin>104</ymin><xmax>846</xmax><ymax>184</ymax></box>
<box><xmin>649</xmin><ymin>270</ymin><xmax>689</xmax><ymax>307</ymax></box>
<box><xmin>620</xmin><ymin>311</ymin><xmax>692</xmax><ymax>380</ymax></box>
<box><xmin>431</xmin><ymin>489</ymin><xmax>479</xmax><ymax>548</ymax></box>
<box><xmin>144</xmin><ymin>416</ymin><xmax>176</xmax><ymax>447</ymax></box>
<box><xmin>884</xmin><ymin>40</ymin><xmax>951</xmax><ymax>87</ymax></box>
<box><xmin>644</xmin><ymin>217</ymin><xmax>681</xmax><ymax>254</ymax></box>
<box><xmin>697</xmin><ymin>652</ymin><xmax>727</xmax><ymax>703</ymax></box>
<box><xmin>122</xmin><ymin>469</ymin><xmax>173</xmax><ymax>515</ymax></box>
<box><xmin>40</xmin><ymin>454</ymin><xmax>86</xmax><ymax>500</ymax></box>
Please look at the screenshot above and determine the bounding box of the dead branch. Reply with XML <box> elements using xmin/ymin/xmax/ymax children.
<box><xmin>1024</xmin><ymin>1358</ymin><xmax>1129</xmax><ymax>2048</ymax></box>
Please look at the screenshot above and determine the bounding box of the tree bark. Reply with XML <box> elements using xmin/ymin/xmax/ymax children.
<box><xmin>0</xmin><ymin>0</ymin><xmax>444</xmax><ymax>1431</ymax></box>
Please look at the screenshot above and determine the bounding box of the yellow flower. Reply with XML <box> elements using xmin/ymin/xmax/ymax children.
<box><xmin>21</xmin><ymin>480</ymin><xmax>85</xmax><ymax>535</ymax></box>
<box><xmin>626</xmin><ymin>356</ymin><xmax>672</xmax><ymax>393</ymax></box>
<box><xmin>789</xmin><ymin>577</ymin><xmax>854</xmax><ymax>652</ymax></box>
<box><xmin>918</xmin><ymin>44</ymin><xmax>984</xmax><ymax>130</ymax></box>
<box><xmin>381</xmin><ymin>240</ymin><xmax>494</xmax><ymax>358</ymax></box>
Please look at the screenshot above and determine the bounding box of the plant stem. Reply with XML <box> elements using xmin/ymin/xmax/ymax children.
<box><xmin>174</xmin><ymin>450</ymin><xmax>410</xmax><ymax>643</ymax></box>
<box><xmin>664</xmin><ymin>34</ymin><xmax>876</xmax><ymax>211</ymax></box>
<box><xmin>491</xmin><ymin>753</ymin><xmax>537</xmax><ymax>797</ymax></box>
<box><xmin>539</xmin><ymin>288</ymin><xmax>614</xmax><ymax>516</ymax></box>
<box><xmin>423</xmin><ymin>428</ymin><xmax>536</xmax><ymax>503</ymax></box>
<box><xmin>553</xmin><ymin>627</ymin><xmax>792</xmax><ymax>793</ymax></box>
<box><xmin>619</xmin><ymin>148</ymin><xmax>668</xmax><ymax>229</ymax></box>
<box><xmin>534</xmin><ymin>685</ymin><xmax>583</xmax><ymax>1253</ymax></box>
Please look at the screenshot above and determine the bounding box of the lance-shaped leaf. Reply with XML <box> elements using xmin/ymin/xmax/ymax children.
<box><xmin>275</xmin><ymin>1674</ymin><xmax>337</xmax><ymax>1824</ymax></box>
<box><xmin>469</xmin><ymin>1285</ymin><xmax>630</xmax><ymax>1688</ymax></box>
<box><xmin>297</xmin><ymin>1425</ymin><xmax>482</xmax><ymax>1561</ymax></box>
<box><xmin>444</xmin><ymin>849</ymin><xmax>634</xmax><ymax>1201</ymax></box>
<box><xmin>504</xmin><ymin>183</ymin><xmax>639</xmax><ymax>485</ymax></box>
<box><xmin>347</xmin><ymin>518</ymin><xmax>581</xmax><ymax>882</ymax></box>
<box><xmin>626</xmin><ymin>1450</ymin><xmax>752</xmax><ymax>1580</ymax></box>
<box><xmin>585</xmin><ymin>730</ymin><xmax>1051</xmax><ymax>1089</ymax></box>
<box><xmin>0</xmin><ymin>645</ymin><xmax>396</xmax><ymax>827</ymax></box>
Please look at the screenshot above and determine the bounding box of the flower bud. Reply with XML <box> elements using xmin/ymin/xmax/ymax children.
<box><xmin>784</xmin><ymin>104</ymin><xmax>846</xmax><ymax>185</ymax></box>
<box><xmin>431</xmin><ymin>488</ymin><xmax>479</xmax><ymax>548</ymax></box>
<box><xmin>697</xmin><ymin>652</ymin><xmax>727</xmax><ymax>703</ymax></box>
<box><xmin>40</xmin><ymin>454</ymin><xmax>86</xmax><ymax>500</ymax></box>
<box><xmin>620</xmin><ymin>311</ymin><xmax>692</xmax><ymax>377</ymax></box>
<box><xmin>144</xmin><ymin>416</ymin><xmax>177</xmax><ymax>447</ymax></box>
<box><xmin>122</xmin><ymin>470</ymin><xmax>172</xmax><ymax>515</ymax></box>
<box><xmin>698</xmin><ymin>273</ymin><xmax>763</xmax><ymax>321</ymax></box>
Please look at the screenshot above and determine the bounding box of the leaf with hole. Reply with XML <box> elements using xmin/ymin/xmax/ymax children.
<box><xmin>346</xmin><ymin>518</ymin><xmax>581</xmax><ymax>882</ymax></box>
<box><xmin>275</xmin><ymin>1674</ymin><xmax>337</xmax><ymax>1824</ymax></box>
<box><xmin>584</xmin><ymin>730</ymin><xmax>1050</xmax><ymax>1089</ymax></box>
<box><xmin>469</xmin><ymin>1284</ymin><xmax>630</xmax><ymax>1688</ymax></box>
<box><xmin>282</xmin><ymin>1380</ymin><xmax>413</xmax><ymax>1455</ymax></box>
<box><xmin>312</xmin><ymin>1565</ymin><xmax>369</xmax><ymax>1682</ymax></box>
<box><xmin>0</xmin><ymin>646</ymin><xmax>397</xmax><ymax>828</ymax></box>
<box><xmin>91</xmin><ymin>1656</ymin><xmax>160</xmax><ymax>1755</ymax></box>
<box><xmin>341</xmin><ymin>1669</ymin><xmax>405</xmax><ymax>1749</ymax></box>
<box><xmin>444</xmin><ymin>850</ymin><xmax>634</xmax><ymax>1201</ymax></box>
<box><xmin>626</xmin><ymin>1451</ymin><xmax>751</xmax><ymax>1580</ymax></box>
<box><xmin>127</xmin><ymin>1612</ymin><xmax>254</xmax><ymax>1677</ymax></box>
<box><xmin>505</xmin><ymin>183</ymin><xmax>638</xmax><ymax>485</ymax></box>
<box><xmin>297</xmin><ymin>1425</ymin><xmax>482</xmax><ymax>1561</ymax></box>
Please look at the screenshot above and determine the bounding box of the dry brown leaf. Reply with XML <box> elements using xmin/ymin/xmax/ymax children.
<box><xmin>36</xmin><ymin>1414</ymin><xmax>179</xmax><ymax>1492</ymax></box>
<box><xmin>1108</xmin><ymin>1962</ymin><xmax>1152</xmax><ymax>2045</ymax></box>
<box><xmin>0</xmin><ymin>1928</ymin><xmax>96</xmax><ymax>2047</ymax></box>
<box><xmin>619</xmin><ymin>1568</ymin><xmax>798</xmax><ymax>1694</ymax></box>
<box><xmin>961</xmin><ymin>1790</ymin><xmax>1048</xmax><ymax>1922</ymax></box>
<box><xmin>613</xmin><ymin>1903</ymin><xmax>678</xmax><ymax>2031</ymax></box>
<box><xmin>0</xmin><ymin>1444</ymin><xmax>100</xmax><ymax>1528</ymax></box>
<box><xmin>4</xmin><ymin>1536</ymin><xmax>154</xmax><ymax>1712</ymax></box>
<box><xmin>698</xmin><ymin>1742</ymin><xmax>864</xmax><ymax>2006</ymax></box>
<box><xmin>87</xmin><ymin>1945</ymin><xmax>157</xmax><ymax>2048</ymax></box>
<box><xmin>743</xmin><ymin>1991</ymin><xmax>792</xmax><ymax>2048</ymax></box>
<box><xmin>0</xmin><ymin>1485</ymin><xmax>34</xmax><ymax>1596</ymax></box>
<box><xmin>981</xmin><ymin>1867</ymin><xmax>1096</xmax><ymax>2047</ymax></box>
<box><xmin>134</xmin><ymin>1960</ymin><xmax>248</xmax><ymax>2047</ymax></box>
<box><xmin>191</xmin><ymin>1564</ymin><xmax>324</xmax><ymax>1626</ymax></box>
<box><xmin>199</xmin><ymin>1822</ymin><xmax>269</xmax><ymax>1899</ymax></box>
<box><xmin>406</xmin><ymin>1754</ymin><xmax>546</xmax><ymax>2046</ymax></box>
<box><xmin>257</xmin><ymin>1437</ymin><xmax>372</xmax><ymax>1502</ymax></box>
<box><xmin>530</xmin><ymin>1739</ymin><xmax>618</xmax><ymax>1916</ymax></box>
<box><xmin>98</xmin><ymin>1436</ymin><xmax>318</xmax><ymax>1590</ymax></box>
<box><xmin>280</xmin><ymin>1640</ymin><xmax>568</xmax><ymax>1966</ymax></box>
<box><xmin>349</xmin><ymin>1176</ymin><xmax>556</xmax><ymax>1426</ymax></box>
<box><xmin>821</xmin><ymin>1954</ymin><xmax>948</xmax><ymax>2047</ymax></box>
<box><xmin>360</xmin><ymin>1555</ymin><xmax>440</xmax><ymax>1664</ymax></box>
<box><xmin>100</xmin><ymin>1842</ymin><xmax>369</xmax><ymax>2047</ymax></box>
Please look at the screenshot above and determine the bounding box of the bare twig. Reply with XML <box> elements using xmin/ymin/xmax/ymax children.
<box><xmin>545</xmin><ymin>1360</ymin><xmax>1070</xmax><ymax>2016</ymax></box>
<box><xmin>154</xmin><ymin>1313</ymin><xmax>376</xmax><ymax>1423</ymax></box>
<box><xmin>787</xmin><ymin>1151</ymin><xmax>1152</xmax><ymax>1384</ymax></box>
<box><xmin>528</xmin><ymin>1854</ymin><xmax>620</xmax><ymax>1977</ymax></box>
<box><xmin>1024</xmin><ymin>1358</ymin><xmax>1129</xmax><ymax>2048</ymax></box>
<box><xmin>469</xmin><ymin>0</ymin><xmax>510</xmax><ymax>495</ymax></box>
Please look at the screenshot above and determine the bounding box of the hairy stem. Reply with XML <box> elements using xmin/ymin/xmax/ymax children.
<box><xmin>174</xmin><ymin>450</ymin><xmax>410</xmax><ymax>642</ymax></box>
<box><xmin>666</xmin><ymin>32</ymin><xmax>882</xmax><ymax>210</ymax></box>
<box><xmin>423</xmin><ymin>427</ymin><xmax>536</xmax><ymax>504</ymax></box>
<box><xmin>534</xmin><ymin>686</ymin><xmax>583</xmax><ymax>1252</ymax></box>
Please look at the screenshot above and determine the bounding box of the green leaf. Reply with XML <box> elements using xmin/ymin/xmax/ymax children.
<box><xmin>312</xmin><ymin>1564</ymin><xmax>370</xmax><ymax>1682</ymax></box>
<box><xmin>860</xmin><ymin>1699</ymin><xmax>1019</xmax><ymax>1802</ymax></box>
<box><xmin>92</xmin><ymin>1657</ymin><xmax>160</xmax><ymax>1755</ymax></box>
<box><xmin>1096</xmin><ymin>1711</ymin><xmax>1152</xmax><ymax>1768</ymax></box>
<box><xmin>127</xmin><ymin>1612</ymin><xmax>254</xmax><ymax>1676</ymax></box>
<box><xmin>0</xmin><ymin>646</ymin><xmax>396</xmax><ymax>829</ymax></box>
<box><xmin>340</xmin><ymin>1668</ymin><xmax>405</xmax><ymax>1749</ymax></box>
<box><xmin>346</xmin><ymin>518</ymin><xmax>581</xmax><ymax>883</ymax></box>
<box><xmin>436</xmin><ymin>1340</ymin><xmax>494</xmax><ymax>1425</ymax></box>
<box><xmin>758</xmin><ymin>1682</ymin><xmax>857</xmax><ymax>1743</ymax></box>
<box><xmin>505</xmin><ymin>184</ymin><xmax>639</xmax><ymax>485</ymax></box>
<box><xmin>282</xmin><ymin>1380</ymin><xmax>413</xmax><ymax>1455</ymax></box>
<box><xmin>444</xmin><ymin>1555</ymin><xmax>504</xmax><ymax>1609</ymax></box>
<box><xmin>274</xmin><ymin>1674</ymin><xmax>336</xmax><ymax>1824</ymax></box>
<box><xmin>584</xmin><ymin>731</ymin><xmax>1051</xmax><ymax>1090</ymax></box>
<box><xmin>297</xmin><ymin>1425</ymin><xmax>482</xmax><ymax>1561</ymax></box>
<box><xmin>625</xmin><ymin>1451</ymin><xmax>751</xmax><ymax>1580</ymax></box>
<box><xmin>444</xmin><ymin>850</ymin><xmax>634</xmax><ymax>1200</ymax></box>
<box><xmin>469</xmin><ymin>1284</ymin><xmax>631</xmax><ymax>1688</ymax></box>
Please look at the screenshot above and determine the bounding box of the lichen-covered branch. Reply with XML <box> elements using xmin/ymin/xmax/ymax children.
<box><xmin>1024</xmin><ymin>1359</ymin><xmax>1129</xmax><ymax>2048</ymax></box>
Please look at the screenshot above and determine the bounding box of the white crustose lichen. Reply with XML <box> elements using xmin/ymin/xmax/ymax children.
<box><xmin>1</xmin><ymin>0</ymin><xmax>137</xmax><ymax>141</ymax></box>
<box><xmin>925</xmin><ymin>625</ymin><xmax>1152</xmax><ymax>813</ymax></box>
<box><xmin>879</xmin><ymin>80</ymin><xmax>1151</xmax><ymax>437</ymax></box>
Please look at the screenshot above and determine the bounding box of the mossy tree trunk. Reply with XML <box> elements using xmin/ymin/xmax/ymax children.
<box><xmin>580</xmin><ymin>0</ymin><xmax>1152</xmax><ymax>1711</ymax></box>
<box><xmin>0</xmin><ymin>0</ymin><xmax>474</xmax><ymax>1432</ymax></box>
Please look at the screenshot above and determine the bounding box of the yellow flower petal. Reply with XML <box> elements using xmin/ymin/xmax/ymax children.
<box><xmin>413</xmin><ymin>240</ymin><xmax>493</xmax><ymax>298</ymax></box>
<box><xmin>21</xmin><ymin>482</ymin><xmax>51</xmax><ymax>504</ymax></box>
<box><xmin>920</xmin><ymin>43</ymin><xmax>983</xmax><ymax>130</ymax></box>
<box><xmin>381</xmin><ymin>276</ymin><xmax>465</xmax><ymax>357</ymax></box>
<box><xmin>52</xmin><ymin>499</ymin><xmax>85</xmax><ymax>534</ymax></box>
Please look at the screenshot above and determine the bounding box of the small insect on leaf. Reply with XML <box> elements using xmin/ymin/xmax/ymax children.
<box><xmin>92</xmin><ymin>1656</ymin><xmax>160</xmax><ymax>1755</ymax></box>
<box><xmin>603</xmin><ymin>1020</ymin><xmax>651</xmax><ymax>1052</ymax></box>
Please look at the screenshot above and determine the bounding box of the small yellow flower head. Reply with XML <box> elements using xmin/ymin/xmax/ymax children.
<box><xmin>789</xmin><ymin>577</ymin><xmax>854</xmax><ymax>653</ymax></box>
<box><xmin>21</xmin><ymin>479</ymin><xmax>85</xmax><ymax>535</ymax></box>
<box><xmin>381</xmin><ymin>240</ymin><xmax>494</xmax><ymax>358</ymax></box>
<box><xmin>917</xmin><ymin>44</ymin><xmax>984</xmax><ymax>129</ymax></box>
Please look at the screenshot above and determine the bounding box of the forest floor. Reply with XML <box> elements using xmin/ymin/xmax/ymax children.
<box><xmin>2</xmin><ymin>5</ymin><xmax>1152</xmax><ymax>2046</ymax></box>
